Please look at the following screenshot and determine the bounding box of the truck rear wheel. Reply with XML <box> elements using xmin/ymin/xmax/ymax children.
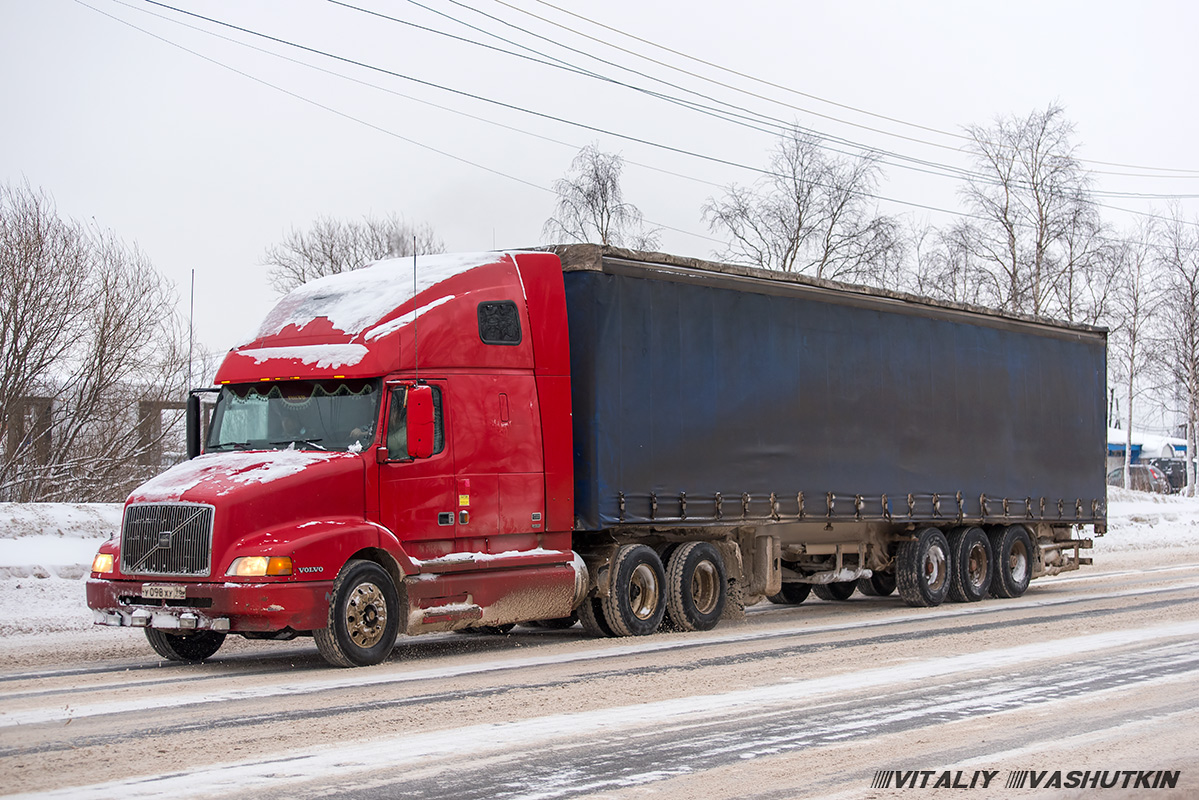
<box><xmin>857</xmin><ymin>572</ymin><xmax>896</xmax><ymax>597</ymax></box>
<box><xmin>665</xmin><ymin>542</ymin><xmax>726</xmax><ymax>632</ymax></box>
<box><xmin>314</xmin><ymin>559</ymin><xmax>400</xmax><ymax>667</ymax></box>
<box><xmin>577</xmin><ymin>596</ymin><xmax>615</xmax><ymax>637</ymax></box>
<box><xmin>602</xmin><ymin>544</ymin><xmax>667</xmax><ymax>636</ymax></box>
<box><xmin>947</xmin><ymin>526</ymin><xmax>993</xmax><ymax>602</ymax></box>
<box><xmin>813</xmin><ymin>581</ymin><xmax>857</xmax><ymax>601</ymax></box>
<box><xmin>897</xmin><ymin>527</ymin><xmax>950</xmax><ymax>607</ymax></box>
<box><xmin>989</xmin><ymin>525</ymin><xmax>1033</xmax><ymax>598</ymax></box>
<box><xmin>768</xmin><ymin>582</ymin><xmax>812</xmax><ymax>605</ymax></box>
<box><xmin>144</xmin><ymin>629</ymin><xmax>226</xmax><ymax>662</ymax></box>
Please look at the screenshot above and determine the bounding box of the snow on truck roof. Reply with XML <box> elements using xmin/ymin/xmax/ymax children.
<box><xmin>247</xmin><ymin>251</ymin><xmax>510</xmax><ymax>342</ymax></box>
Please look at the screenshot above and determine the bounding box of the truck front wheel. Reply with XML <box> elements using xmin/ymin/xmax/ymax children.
<box><xmin>144</xmin><ymin>629</ymin><xmax>226</xmax><ymax>662</ymax></box>
<box><xmin>896</xmin><ymin>527</ymin><xmax>951</xmax><ymax>607</ymax></box>
<box><xmin>665</xmin><ymin>542</ymin><xmax>726</xmax><ymax>632</ymax></box>
<box><xmin>315</xmin><ymin>559</ymin><xmax>400</xmax><ymax>667</ymax></box>
<box><xmin>602</xmin><ymin>545</ymin><xmax>667</xmax><ymax>636</ymax></box>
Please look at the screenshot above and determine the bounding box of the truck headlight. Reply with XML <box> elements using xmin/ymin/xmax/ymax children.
<box><xmin>91</xmin><ymin>553</ymin><xmax>115</xmax><ymax>574</ymax></box>
<box><xmin>227</xmin><ymin>556</ymin><xmax>293</xmax><ymax>577</ymax></box>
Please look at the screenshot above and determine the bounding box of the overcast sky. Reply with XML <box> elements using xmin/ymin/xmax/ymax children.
<box><xmin>3</xmin><ymin>0</ymin><xmax>1197</xmax><ymax>363</ymax></box>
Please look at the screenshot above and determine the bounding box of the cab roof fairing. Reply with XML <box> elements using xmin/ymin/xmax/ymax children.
<box><xmin>214</xmin><ymin>252</ymin><xmax>535</xmax><ymax>384</ymax></box>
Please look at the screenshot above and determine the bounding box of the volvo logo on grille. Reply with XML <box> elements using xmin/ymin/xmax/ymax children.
<box><xmin>157</xmin><ymin>531</ymin><xmax>173</xmax><ymax>547</ymax></box>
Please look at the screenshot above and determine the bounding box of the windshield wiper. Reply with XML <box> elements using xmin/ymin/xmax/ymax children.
<box><xmin>208</xmin><ymin>441</ymin><xmax>255</xmax><ymax>451</ymax></box>
<box><xmin>270</xmin><ymin>438</ymin><xmax>327</xmax><ymax>451</ymax></box>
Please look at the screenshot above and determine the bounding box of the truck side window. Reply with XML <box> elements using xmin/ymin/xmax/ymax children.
<box><xmin>478</xmin><ymin>301</ymin><xmax>521</xmax><ymax>345</ymax></box>
<box><xmin>386</xmin><ymin>386</ymin><xmax>444</xmax><ymax>459</ymax></box>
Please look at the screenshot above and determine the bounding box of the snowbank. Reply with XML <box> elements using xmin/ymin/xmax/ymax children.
<box><xmin>0</xmin><ymin>494</ymin><xmax>1196</xmax><ymax>642</ymax></box>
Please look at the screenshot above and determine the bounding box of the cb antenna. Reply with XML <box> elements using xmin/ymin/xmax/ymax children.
<box><xmin>412</xmin><ymin>238</ymin><xmax>419</xmax><ymax>382</ymax></box>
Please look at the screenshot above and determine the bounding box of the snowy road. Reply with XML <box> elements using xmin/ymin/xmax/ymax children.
<box><xmin>4</xmin><ymin>558</ymin><xmax>1199</xmax><ymax>799</ymax></box>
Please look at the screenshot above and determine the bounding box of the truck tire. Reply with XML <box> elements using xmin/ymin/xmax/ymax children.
<box><xmin>314</xmin><ymin>559</ymin><xmax>400</xmax><ymax>667</ymax></box>
<box><xmin>768</xmin><ymin>582</ymin><xmax>812</xmax><ymax>605</ymax></box>
<box><xmin>813</xmin><ymin>581</ymin><xmax>857</xmax><ymax>601</ymax></box>
<box><xmin>947</xmin><ymin>526</ymin><xmax>994</xmax><ymax>602</ymax></box>
<box><xmin>989</xmin><ymin>524</ymin><xmax>1033</xmax><ymax>598</ymax></box>
<box><xmin>857</xmin><ymin>572</ymin><xmax>897</xmax><ymax>597</ymax></box>
<box><xmin>665</xmin><ymin>542</ymin><xmax>726</xmax><ymax>632</ymax></box>
<box><xmin>577</xmin><ymin>596</ymin><xmax>615</xmax><ymax>637</ymax></box>
<box><xmin>601</xmin><ymin>544</ymin><xmax>667</xmax><ymax>636</ymax></box>
<box><xmin>896</xmin><ymin>527</ymin><xmax>951</xmax><ymax>607</ymax></box>
<box><xmin>144</xmin><ymin>629</ymin><xmax>226</xmax><ymax>662</ymax></box>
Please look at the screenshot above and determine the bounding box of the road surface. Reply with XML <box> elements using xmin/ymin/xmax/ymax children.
<box><xmin>3</xmin><ymin>551</ymin><xmax>1197</xmax><ymax>799</ymax></box>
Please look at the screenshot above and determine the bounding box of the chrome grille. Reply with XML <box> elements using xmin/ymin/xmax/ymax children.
<box><xmin>120</xmin><ymin>503</ymin><xmax>214</xmax><ymax>577</ymax></box>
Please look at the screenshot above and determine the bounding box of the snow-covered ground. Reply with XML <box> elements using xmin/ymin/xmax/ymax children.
<box><xmin>0</xmin><ymin>493</ymin><xmax>1196</xmax><ymax>648</ymax></box>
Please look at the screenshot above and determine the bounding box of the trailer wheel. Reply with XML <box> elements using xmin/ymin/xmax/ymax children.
<box><xmin>813</xmin><ymin>581</ymin><xmax>857</xmax><ymax>601</ymax></box>
<box><xmin>947</xmin><ymin>526</ymin><xmax>993</xmax><ymax>602</ymax></box>
<box><xmin>664</xmin><ymin>542</ymin><xmax>726</xmax><ymax>632</ymax></box>
<box><xmin>314</xmin><ymin>559</ymin><xmax>400</xmax><ymax>667</ymax></box>
<box><xmin>989</xmin><ymin>525</ymin><xmax>1033</xmax><ymax>598</ymax></box>
<box><xmin>896</xmin><ymin>527</ymin><xmax>951</xmax><ymax>607</ymax></box>
<box><xmin>602</xmin><ymin>545</ymin><xmax>667</xmax><ymax>636</ymax></box>
<box><xmin>857</xmin><ymin>572</ymin><xmax>896</xmax><ymax>597</ymax></box>
<box><xmin>768</xmin><ymin>582</ymin><xmax>812</xmax><ymax>605</ymax></box>
<box><xmin>144</xmin><ymin>629</ymin><xmax>226</xmax><ymax>662</ymax></box>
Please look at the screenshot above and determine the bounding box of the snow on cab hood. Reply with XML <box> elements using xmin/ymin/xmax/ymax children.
<box><xmin>131</xmin><ymin>450</ymin><xmax>352</xmax><ymax>503</ymax></box>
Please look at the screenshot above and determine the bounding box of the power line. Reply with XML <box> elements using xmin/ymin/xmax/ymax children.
<box><xmin>78</xmin><ymin>0</ymin><xmax>729</xmax><ymax>247</ymax></box>
<box><xmin>519</xmin><ymin>0</ymin><xmax>1199</xmax><ymax>178</ymax></box>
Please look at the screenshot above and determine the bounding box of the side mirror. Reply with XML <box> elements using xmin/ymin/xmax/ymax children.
<box><xmin>406</xmin><ymin>384</ymin><xmax>435</xmax><ymax>459</ymax></box>
<box><xmin>186</xmin><ymin>393</ymin><xmax>202</xmax><ymax>459</ymax></box>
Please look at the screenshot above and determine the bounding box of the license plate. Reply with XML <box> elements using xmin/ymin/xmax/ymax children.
<box><xmin>142</xmin><ymin>584</ymin><xmax>186</xmax><ymax>600</ymax></box>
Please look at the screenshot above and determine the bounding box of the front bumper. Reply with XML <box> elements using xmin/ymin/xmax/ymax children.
<box><xmin>86</xmin><ymin>578</ymin><xmax>334</xmax><ymax>633</ymax></box>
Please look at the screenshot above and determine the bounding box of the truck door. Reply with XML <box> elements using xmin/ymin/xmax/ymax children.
<box><xmin>376</xmin><ymin>382</ymin><xmax>457</xmax><ymax>560</ymax></box>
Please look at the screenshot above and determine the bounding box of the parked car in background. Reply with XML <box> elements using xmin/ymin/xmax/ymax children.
<box><xmin>1107</xmin><ymin>464</ymin><xmax>1171</xmax><ymax>494</ymax></box>
<box><xmin>1145</xmin><ymin>458</ymin><xmax>1190</xmax><ymax>493</ymax></box>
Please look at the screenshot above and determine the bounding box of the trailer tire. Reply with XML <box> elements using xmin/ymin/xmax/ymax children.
<box><xmin>768</xmin><ymin>582</ymin><xmax>812</xmax><ymax>605</ymax></box>
<box><xmin>989</xmin><ymin>524</ymin><xmax>1033</xmax><ymax>598</ymax></box>
<box><xmin>857</xmin><ymin>572</ymin><xmax>897</xmax><ymax>597</ymax></box>
<box><xmin>813</xmin><ymin>581</ymin><xmax>857</xmax><ymax>601</ymax></box>
<box><xmin>602</xmin><ymin>545</ymin><xmax>667</xmax><ymax>636</ymax></box>
<box><xmin>947</xmin><ymin>526</ymin><xmax>993</xmax><ymax>602</ymax></box>
<box><xmin>144</xmin><ymin>629</ymin><xmax>226</xmax><ymax>662</ymax></box>
<box><xmin>314</xmin><ymin>559</ymin><xmax>400</xmax><ymax>667</ymax></box>
<box><xmin>896</xmin><ymin>527</ymin><xmax>951</xmax><ymax>607</ymax></box>
<box><xmin>664</xmin><ymin>542</ymin><xmax>726</xmax><ymax>632</ymax></box>
<box><xmin>577</xmin><ymin>596</ymin><xmax>615</xmax><ymax>637</ymax></box>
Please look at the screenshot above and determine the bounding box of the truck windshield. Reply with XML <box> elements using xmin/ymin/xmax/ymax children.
<box><xmin>206</xmin><ymin>379</ymin><xmax>381</xmax><ymax>453</ymax></box>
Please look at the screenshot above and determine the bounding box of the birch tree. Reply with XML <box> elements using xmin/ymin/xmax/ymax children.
<box><xmin>263</xmin><ymin>213</ymin><xmax>444</xmax><ymax>293</ymax></box>
<box><xmin>703</xmin><ymin>126</ymin><xmax>901</xmax><ymax>284</ymax></box>
<box><xmin>543</xmin><ymin>144</ymin><xmax>660</xmax><ymax>250</ymax></box>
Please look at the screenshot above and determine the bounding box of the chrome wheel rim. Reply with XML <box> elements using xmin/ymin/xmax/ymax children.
<box><xmin>1008</xmin><ymin>540</ymin><xmax>1029</xmax><ymax>584</ymax></box>
<box><xmin>923</xmin><ymin>543</ymin><xmax>947</xmax><ymax>592</ymax></box>
<box><xmin>691</xmin><ymin>561</ymin><xmax>720</xmax><ymax>615</ymax></box>
<box><xmin>967</xmin><ymin>541</ymin><xmax>989</xmax><ymax>590</ymax></box>
<box><xmin>629</xmin><ymin>563</ymin><xmax>661</xmax><ymax>620</ymax></box>
<box><xmin>346</xmin><ymin>582</ymin><xmax>387</xmax><ymax>649</ymax></box>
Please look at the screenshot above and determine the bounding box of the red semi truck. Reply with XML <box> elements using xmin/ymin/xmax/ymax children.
<box><xmin>87</xmin><ymin>246</ymin><xmax>1104</xmax><ymax>667</ymax></box>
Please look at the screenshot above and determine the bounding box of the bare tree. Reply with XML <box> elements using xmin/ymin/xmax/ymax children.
<box><xmin>1107</xmin><ymin>224</ymin><xmax>1158</xmax><ymax>489</ymax></box>
<box><xmin>958</xmin><ymin>105</ymin><xmax>1108</xmax><ymax>320</ymax></box>
<box><xmin>1154</xmin><ymin>207</ymin><xmax>1199</xmax><ymax>495</ymax></box>
<box><xmin>263</xmin><ymin>213</ymin><xmax>444</xmax><ymax>293</ymax></box>
<box><xmin>703</xmin><ymin>126</ymin><xmax>901</xmax><ymax>285</ymax></box>
<box><xmin>543</xmin><ymin>144</ymin><xmax>660</xmax><ymax>250</ymax></box>
<box><xmin>0</xmin><ymin>181</ymin><xmax>187</xmax><ymax>502</ymax></box>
